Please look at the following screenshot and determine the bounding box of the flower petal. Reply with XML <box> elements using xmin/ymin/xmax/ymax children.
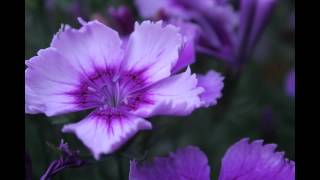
<box><xmin>51</xmin><ymin>20</ymin><xmax>124</xmax><ymax>73</ymax></box>
<box><xmin>237</xmin><ymin>0</ymin><xmax>276</xmax><ymax>61</ymax></box>
<box><xmin>129</xmin><ymin>146</ymin><xmax>210</xmax><ymax>180</ymax></box>
<box><xmin>62</xmin><ymin>109</ymin><xmax>152</xmax><ymax>159</ymax></box>
<box><xmin>132</xmin><ymin>67</ymin><xmax>204</xmax><ymax>117</ymax></box>
<box><xmin>122</xmin><ymin>21</ymin><xmax>182</xmax><ymax>86</ymax></box>
<box><xmin>197</xmin><ymin>70</ymin><xmax>224</xmax><ymax>107</ymax></box>
<box><xmin>171</xmin><ymin>21</ymin><xmax>199</xmax><ymax>73</ymax></box>
<box><xmin>247</xmin><ymin>0</ymin><xmax>277</xmax><ymax>51</ymax></box>
<box><xmin>218</xmin><ymin>138</ymin><xmax>295</xmax><ymax>180</ymax></box>
<box><xmin>25</xmin><ymin>48</ymin><xmax>91</xmax><ymax>116</ymax></box>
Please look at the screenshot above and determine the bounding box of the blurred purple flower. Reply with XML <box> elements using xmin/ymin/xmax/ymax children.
<box><xmin>40</xmin><ymin>140</ymin><xmax>84</xmax><ymax>180</ymax></box>
<box><xmin>25</xmin><ymin>20</ymin><xmax>224</xmax><ymax>159</ymax></box>
<box><xmin>130</xmin><ymin>138</ymin><xmax>295</xmax><ymax>180</ymax></box>
<box><xmin>108</xmin><ymin>6</ymin><xmax>135</xmax><ymax>36</ymax></box>
<box><xmin>285</xmin><ymin>69</ymin><xmax>295</xmax><ymax>97</ymax></box>
<box><xmin>135</xmin><ymin>0</ymin><xmax>277</xmax><ymax>66</ymax></box>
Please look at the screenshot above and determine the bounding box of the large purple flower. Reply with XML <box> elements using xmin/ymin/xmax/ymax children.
<box><xmin>135</xmin><ymin>0</ymin><xmax>277</xmax><ymax>65</ymax></box>
<box><xmin>25</xmin><ymin>20</ymin><xmax>224</xmax><ymax>159</ymax></box>
<box><xmin>130</xmin><ymin>138</ymin><xmax>295</xmax><ymax>180</ymax></box>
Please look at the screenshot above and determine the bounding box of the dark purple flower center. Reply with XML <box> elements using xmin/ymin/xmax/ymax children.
<box><xmin>68</xmin><ymin>68</ymin><xmax>153</xmax><ymax>112</ymax></box>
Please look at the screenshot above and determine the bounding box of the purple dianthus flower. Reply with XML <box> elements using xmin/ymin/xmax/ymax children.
<box><xmin>130</xmin><ymin>138</ymin><xmax>295</xmax><ymax>180</ymax></box>
<box><xmin>25</xmin><ymin>19</ymin><xmax>224</xmax><ymax>159</ymax></box>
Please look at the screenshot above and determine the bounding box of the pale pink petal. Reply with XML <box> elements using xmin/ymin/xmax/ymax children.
<box><xmin>122</xmin><ymin>21</ymin><xmax>182</xmax><ymax>86</ymax></box>
<box><xmin>197</xmin><ymin>70</ymin><xmax>224</xmax><ymax>107</ymax></box>
<box><xmin>131</xmin><ymin>67</ymin><xmax>204</xmax><ymax>117</ymax></box>
<box><xmin>62</xmin><ymin>110</ymin><xmax>152</xmax><ymax>159</ymax></box>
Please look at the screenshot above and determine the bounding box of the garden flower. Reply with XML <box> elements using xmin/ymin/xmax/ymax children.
<box><xmin>285</xmin><ymin>69</ymin><xmax>295</xmax><ymax>97</ymax></box>
<box><xmin>130</xmin><ymin>138</ymin><xmax>295</xmax><ymax>180</ymax></box>
<box><xmin>135</xmin><ymin>0</ymin><xmax>277</xmax><ymax>66</ymax></box>
<box><xmin>25</xmin><ymin>20</ymin><xmax>224</xmax><ymax>159</ymax></box>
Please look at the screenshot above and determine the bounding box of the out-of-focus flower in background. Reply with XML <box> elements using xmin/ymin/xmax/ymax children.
<box><xmin>130</xmin><ymin>138</ymin><xmax>295</xmax><ymax>180</ymax></box>
<box><xmin>135</xmin><ymin>0</ymin><xmax>277</xmax><ymax>68</ymax></box>
<box><xmin>25</xmin><ymin>20</ymin><xmax>224</xmax><ymax>159</ymax></box>
<box><xmin>107</xmin><ymin>5</ymin><xmax>135</xmax><ymax>36</ymax></box>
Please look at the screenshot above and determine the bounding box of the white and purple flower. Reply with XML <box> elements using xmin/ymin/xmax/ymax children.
<box><xmin>130</xmin><ymin>138</ymin><xmax>295</xmax><ymax>180</ymax></box>
<box><xmin>25</xmin><ymin>20</ymin><xmax>224</xmax><ymax>159</ymax></box>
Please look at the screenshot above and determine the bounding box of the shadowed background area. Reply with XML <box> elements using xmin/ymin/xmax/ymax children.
<box><xmin>25</xmin><ymin>0</ymin><xmax>294</xmax><ymax>179</ymax></box>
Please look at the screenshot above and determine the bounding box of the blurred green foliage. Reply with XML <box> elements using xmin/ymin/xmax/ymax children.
<box><xmin>25</xmin><ymin>0</ymin><xmax>294</xmax><ymax>179</ymax></box>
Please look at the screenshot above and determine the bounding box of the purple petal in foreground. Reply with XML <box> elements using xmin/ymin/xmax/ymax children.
<box><xmin>218</xmin><ymin>138</ymin><xmax>295</xmax><ymax>180</ymax></box>
<box><xmin>129</xmin><ymin>146</ymin><xmax>210</xmax><ymax>180</ymax></box>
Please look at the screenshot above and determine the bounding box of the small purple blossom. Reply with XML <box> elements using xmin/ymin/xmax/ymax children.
<box><xmin>40</xmin><ymin>140</ymin><xmax>84</xmax><ymax>180</ymax></box>
<box><xmin>135</xmin><ymin>0</ymin><xmax>277</xmax><ymax>66</ymax></box>
<box><xmin>285</xmin><ymin>69</ymin><xmax>295</xmax><ymax>97</ymax></box>
<box><xmin>25</xmin><ymin>20</ymin><xmax>224</xmax><ymax>159</ymax></box>
<box><xmin>130</xmin><ymin>138</ymin><xmax>295</xmax><ymax>180</ymax></box>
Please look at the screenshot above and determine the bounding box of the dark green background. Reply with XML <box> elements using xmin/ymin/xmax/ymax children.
<box><xmin>25</xmin><ymin>0</ymin><xmax>295</xmax><ymax>179</ymax></box>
